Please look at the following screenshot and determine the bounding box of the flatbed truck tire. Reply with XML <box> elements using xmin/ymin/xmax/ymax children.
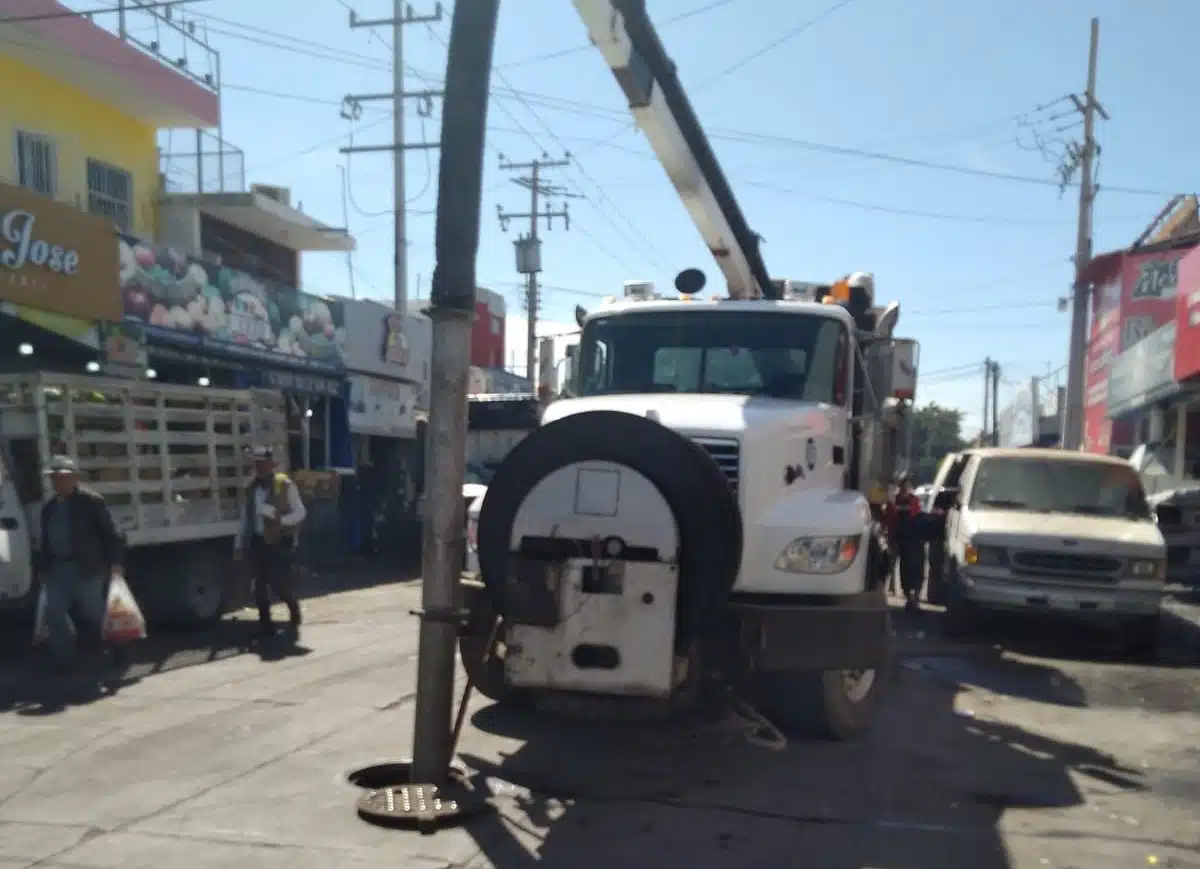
<box><xmin>748</xmin><ymin>587</ymin><xmax>892</xmax><ymax>742</ymax></box>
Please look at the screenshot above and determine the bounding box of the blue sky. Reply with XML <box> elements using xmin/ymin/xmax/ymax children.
<box><xmin>143</xmin><ymin>0</ymin><xmax>1194</xmax><ymax>434</ymax></box>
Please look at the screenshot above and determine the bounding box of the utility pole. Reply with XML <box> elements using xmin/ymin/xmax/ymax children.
<box><xmin>409</xmin><ymin>0</ymin><xmax>500</xmax><ymax>792</ymax></box>
<box><xmin>496</xmin><ymin>155</ymin><xmax>571</xmax><ymax>382</ymax></box>
<box><xmin>339</xmin><ymin>1</ymin><xmax>445</xmax><ymax>323</ymax></box>
<box><xmin>982</xmin><ymin>357</ymin><xmax>993</xmax><ymax>448</ymax></box>
<box><xmin>1062</xmin><ymin>17</ymin><xmax>1109</xmax><ymax>451</ymax></box>
<box><xmin>991</xmin><ymin>361</ymin><xmax>1001</xmax><ymax>447</ymax></box>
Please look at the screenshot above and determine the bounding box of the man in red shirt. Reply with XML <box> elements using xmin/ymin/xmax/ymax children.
<box><xmin>885</xmin><ymin>475</ymin><xmax>925</xmax><ymax>613</ymax></box>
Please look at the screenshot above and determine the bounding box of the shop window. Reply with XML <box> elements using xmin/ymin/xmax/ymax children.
<box><xmin>86</xmin><ymin>159</ymin><xmax>133</xmax><ymax>233</ymax></box>
<box><xmin>15</xmin><ymin>132</ymin><xmax>57</xmax><ymax>198</ymax></box>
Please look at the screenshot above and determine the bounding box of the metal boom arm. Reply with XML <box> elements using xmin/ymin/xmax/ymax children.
<box><xmin>573</xmin><ymin>0</ymin><xmax>778</xmax><ymax>300</ymax></box>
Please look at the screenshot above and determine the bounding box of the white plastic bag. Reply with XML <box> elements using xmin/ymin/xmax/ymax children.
<box><xmin>103</xmin><ymin>576</ymin><xmax>147</xmax><ymax>644</ymax></box>
<box><xmin>31</xmin><ymin>586</ymin><xmax>49</xmax><ymax>646</ymax></box>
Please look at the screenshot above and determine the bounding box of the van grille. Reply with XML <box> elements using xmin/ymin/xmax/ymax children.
<box><xmin>692</xmin><ymin>438</ymin><xmax>739</xmax><ymax>491</ymax></box>
<box><xmin>1010</xmin><ymin>550</ymin><xmax>1121</xmax><ymax>578</ymax></box>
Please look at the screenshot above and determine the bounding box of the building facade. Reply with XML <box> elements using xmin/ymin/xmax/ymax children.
<box><xmin>0</xmin><ymin>0</ymin><xmax>220</xmax><ymax>240</ymax></box>
<box><xmin>470</xmin><ymin>286</ymin><xmax>506</xmax><ymax>369</ymax></box>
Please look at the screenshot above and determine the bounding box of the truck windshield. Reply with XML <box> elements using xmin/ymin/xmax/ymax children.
<box><xmin>575</xmin><ymin>310</ymin><xmax>845</xmax><ymax>402</ymax></box>
<box><xmin>968</xmin><ymin>456</ymin><xmax>1153</xmax><ymax>520</ymax></box>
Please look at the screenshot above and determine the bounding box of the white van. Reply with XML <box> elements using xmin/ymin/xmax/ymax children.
<box><xmin>926</xmin><ymin>447</ymin><xmax>1168</xmax><ymax>659</ymax></box>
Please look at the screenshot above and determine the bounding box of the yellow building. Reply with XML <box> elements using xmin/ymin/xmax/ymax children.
<box><xmin>0</xmin><ymin>0</ymin><xmax>220</xmax><ymax>241</ymax></box>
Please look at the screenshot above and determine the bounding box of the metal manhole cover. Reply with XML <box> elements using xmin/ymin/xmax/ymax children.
<box><xmin>357</xmin><ymin>781</ymin><xmax>488</xmax><ymax>828</ymax></box>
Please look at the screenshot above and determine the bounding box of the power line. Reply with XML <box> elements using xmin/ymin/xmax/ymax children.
<box><xmin>421</xmin><ymin>22</ymin><xmax>674</xmax><ymax>276</ymax></box>
<box><xmin>0</xmin><ymin>0</ymin><xmax>208</xmax><ymax>24</ymax></box>
<box><xmin>692</xmin><ymin>0</ymin><xmax>861</xmax><ymax>90</ymax></box>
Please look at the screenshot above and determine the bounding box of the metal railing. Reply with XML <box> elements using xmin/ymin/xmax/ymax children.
<box><xmin>158</xmin><ymin>129</ymin><xmax>246</xmax><ymax>195</ymax></box>
<box><xmin>56</xmin><ymin>0</ymin><xmax>220</xmax><ymax>95</ymax></box>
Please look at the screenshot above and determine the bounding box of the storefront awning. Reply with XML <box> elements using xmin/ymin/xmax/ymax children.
<box><xmin>160</xmin><ymin>192</ymin><xmax>355</xmax><ymax>253</ymax></box>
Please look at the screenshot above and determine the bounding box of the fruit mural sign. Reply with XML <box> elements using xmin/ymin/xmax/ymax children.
<box><xmin>118</xmin><ymin>236</ymin><xmax>347</xmax><ymax>373</ymax></box>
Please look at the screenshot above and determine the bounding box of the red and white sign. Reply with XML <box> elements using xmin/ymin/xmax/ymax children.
<box><xmin>1083</xmin><ymin>258</ymin><xmax>1123</xmax><ymax>454</ymax></box>
<box><xmin>1174</xmin><ymin>246</ymin><xmax>1200</xmax><ymax>382</ymax></box>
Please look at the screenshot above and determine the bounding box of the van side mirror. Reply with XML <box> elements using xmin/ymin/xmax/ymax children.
<box><xmin>933</xmin><ymin>486</ymin><xmax>958</xmax><ymax>511</ymax></box>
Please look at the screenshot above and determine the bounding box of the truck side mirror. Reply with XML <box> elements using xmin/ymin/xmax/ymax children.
<box><xmin>933</xmin><ymin>487</ymin><xmax>958</xmax><ymax>512</ymax></box>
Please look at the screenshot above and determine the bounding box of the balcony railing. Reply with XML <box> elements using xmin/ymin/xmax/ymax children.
<box><xmin>159</xmin><ymin>129</ymin><xmax>246</xmax><ymax>195</ymax></box>
<box><xmin>59</xmin><ymin>0</ymin><xmax>219</xmax><ymax>94</ymax></box>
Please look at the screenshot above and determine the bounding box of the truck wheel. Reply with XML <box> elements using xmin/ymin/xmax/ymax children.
<box><xmin>1120</xmin><ymin>614</ymin><xmax>1160</xmax><ymax>663</ymax></box>
<box><xmin>748</xmin><ymin>588</ymin><xmax>891</xmax><ymax>742</ymax></box>
<box><xmin>147</xmin><ymin>546</ymin><xmax>226</xmax><ymax>628</ymax></box>
<box><xmin>458</xmin><ymin>577</ymin><xmax>526</xmax><ymax>705</ymax></box>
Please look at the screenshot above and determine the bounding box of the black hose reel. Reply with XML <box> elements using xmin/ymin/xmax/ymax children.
<box><xmin>476</xmin><ymin>410</ymin><xmax>743</xmax><ymax>648</ymax></box>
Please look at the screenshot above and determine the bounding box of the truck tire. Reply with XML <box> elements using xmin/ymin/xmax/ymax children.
<box><xmin>458</xmin><ymin>577</ymin><xmax>526</xmax><ymax>705</ymax></box>
<box><xmin>477</xmin><ymin>410</ymin><xmax>742</xmax><ymax>648</ymax></box>
<box><xmin>139</xmin><ymin>545</ymin><xmax>227</xmax><ymax>629</ymax></box>
<box><xmin>748</xmin><ymin>587</ymin><xmax>892</xmax><ymax>742</ymax></box>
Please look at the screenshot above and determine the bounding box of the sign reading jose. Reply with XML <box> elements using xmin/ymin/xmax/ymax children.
<box><xmin>0</xmin><ymin>181</ymin><xmax>121</xmax><ymax>322</ymax></box>
<box><xmin>118</xmin><ymin>236</ymin><xmax>346</xmax><ymax>373</ymax></box>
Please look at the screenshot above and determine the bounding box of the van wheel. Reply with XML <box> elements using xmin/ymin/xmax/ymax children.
<box><xmin>1121</xmin><ymin>614</ymin><xmax>1160</xmax><ymax>663</ymax></box>
<box><xmin>942</xmin><ymin>562</ymin><xmax>975</xmax><ymax>639</ymax></box>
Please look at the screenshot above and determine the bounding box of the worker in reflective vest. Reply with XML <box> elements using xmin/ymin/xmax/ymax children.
<box><xmin>234</xmin><ymin>446</ymin><xmax>307</xmax><ymax>640</ymax></box>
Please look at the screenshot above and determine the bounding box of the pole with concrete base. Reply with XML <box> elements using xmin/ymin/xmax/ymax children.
<box><xmin>410</xmin><ymin>0</ymin><xmax>502</xmax><ymax>788</ymax></box>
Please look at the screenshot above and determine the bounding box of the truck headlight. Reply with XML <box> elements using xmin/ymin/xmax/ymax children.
<box><xmin>964</xmin><ymin>543</ymin><xmax>1007</xmax><ymax>567</ymax></box>
<box><xmin>774</xmin><ymin>535</ymin><xmax>859</xmax><ymax>574</ymax></box>
<box><xmin>1129</xmin><ymin>558</ymin><xmax>1165</xmax><ymax>580</ymax></box>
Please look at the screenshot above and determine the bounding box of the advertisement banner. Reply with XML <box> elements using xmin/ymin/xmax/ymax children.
<box><xmin>0</xmin><ymin>181</ymin><xmax>121</xmax><ymax>322</ymax></box>
<box><xmin>1174</xmin><ymin>247</ymin><xmax>1200</xmax><ymax>382</ymax></box>
<box><xmin>998</xmin><ymin>380</ymin><xmax>1037</xmax><ymax>448</ymax></box>
<box><xmin>119</xmin><ymin>236</ymin><xmax>346</xmax><ymax>374</ymax></box>
<box><xmin>100</xmin><ymin>321</ymin><xmax>148</xmax><ymax>378</ymax></box>
<box><xmin>1121</xmin><ymin>248</ymin><xmax>1188</xmax><ymax>350</ymax></box>
<box><xmin>1108</xmin><ymin>320</ymin><xmax>1178</xmax><ymax>417</ymax></box>
<box><xmin>340</xmin><ymin>297</ymin><xmax>414</xmax><ymax>378</ymax></box>
<box><xmin>0</xmin><ymin>300</ymin><xmax>100</xmax><ymax>348</ymax></box>
<box><xmin>347</xmin><ymin>375</ymin><xmax>416</xmax><ymax>438</ymax></box>
<box><xmin>1083</xmin><ymin>259</ymin><xmax>1123</xmax><ymax>453</ymax></box>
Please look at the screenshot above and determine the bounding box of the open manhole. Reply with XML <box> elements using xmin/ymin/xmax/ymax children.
<box><xmin>347</xmin><ymin>759</ymin><xmax>470</xmax><ymax>789</ymax></box>
<box><xmin>349</xmin><ymin>760</ymin><xmax>490</xmax><ymax>830</ymax></box>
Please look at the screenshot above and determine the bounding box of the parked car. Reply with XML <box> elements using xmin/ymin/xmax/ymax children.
<box><xmin>924</xmin><ymin>447</ymin><xmax>1167</xmax><ymax>659</ymax></box>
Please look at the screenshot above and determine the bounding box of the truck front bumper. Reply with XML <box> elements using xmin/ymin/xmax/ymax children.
<box><xmin>727</xmin><ymin>590</ymin><xmax>891</xmax><ymax>672</ymax></box>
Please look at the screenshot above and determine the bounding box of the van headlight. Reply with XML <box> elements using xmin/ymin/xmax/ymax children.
<box><xmin>1129</xmin><ymin>558</ymin><xmax>1166</xmax><ymax>580</ymax></box>
<box><xmin>774</xmin><ymin>535</ymin><xmax>860</xmax><ymax>574</ymax></box>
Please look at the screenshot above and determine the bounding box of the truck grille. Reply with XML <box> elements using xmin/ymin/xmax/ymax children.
<box><xmin>692</xmin><ymin>438</ymin><xmax>740</xmax><ymax>490</ymax></box>
<box><xmin>1010</xmin><ymin>550</ymin><xmax>1121</xmax><ymax>578</ymax></box>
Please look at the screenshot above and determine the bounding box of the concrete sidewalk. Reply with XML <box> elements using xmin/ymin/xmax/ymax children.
<box><xmin>0</xmin><ymin>582</ymin><xmax>1197</xmax><ymax>868</ymax></box>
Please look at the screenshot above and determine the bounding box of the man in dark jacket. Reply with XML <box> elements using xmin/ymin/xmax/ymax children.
<box><xmin>38</xmin><ymin>455</ymin><xmax>126</xmax><ymax>674</ymax></box>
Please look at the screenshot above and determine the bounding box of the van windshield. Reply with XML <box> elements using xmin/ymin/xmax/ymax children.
<box><xmin>575</xmin><ymin>310</ymin><xmax>845</xmax><ymax>402</ymax></box>
<box><xmin>969</xmin><ymin>456</ymin><xmax>1152</xmax><ymax>520</ymax></box>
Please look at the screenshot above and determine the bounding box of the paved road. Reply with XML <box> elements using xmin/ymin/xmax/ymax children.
<box><xmin>0</xmin><ymin>582</ymin><xmax>1198</xmax><ymax>868</ymax></box>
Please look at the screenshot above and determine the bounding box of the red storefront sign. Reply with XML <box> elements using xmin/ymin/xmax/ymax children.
<box><xmin>1081</xmin><ymin>245</ymin><xmax>1193</xmax><ymax>453</ymax></box>
<box><xmin>1175</xmin><ymin>246</ymin><xmax>1200</xmax><ymax>381</ymax></box>
<box><xmin>1083</xmin><ymin>257</ymin><xmax>1121</xmax><ymax>454</ymax></box>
